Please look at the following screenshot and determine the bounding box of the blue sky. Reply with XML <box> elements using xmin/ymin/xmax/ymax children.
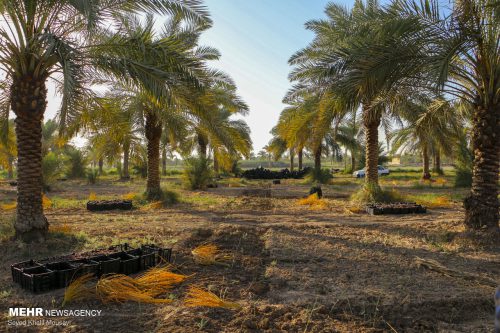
<box><xmin>44</xmin><ymin>0</ymin><xmax>350</xmax><ymax>151</ymax></box>
<box><xmin>198</xmin><ymin>0</ymin><xmax>332</xmax><ymax>152</ymax></box>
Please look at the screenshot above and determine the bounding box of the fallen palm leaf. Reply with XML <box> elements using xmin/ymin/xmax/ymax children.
<box><xmin>191</xmin><ymin>244</ymin><xmax>231</xmax><ymax>265</ymax></box>
<box><xmin>63</xmin><ymin>274</ymin><xmax>95</xmax><ymax>307</ymax></box>
<box><xmin>96</xmin><ymin>274</ymin><xmax>172</xmax><ymax>304</ymax></box>
<box><xmin>42</xmin><ymin>194</ymin><xmax>52</xmax><ymax>209</ymax></box>
<box><xmin>297</xmin><ymin>193</ymin><xmax>328</xmax><ymax>210</ymax></box>
<box><xmin>136</xmin><ymin>267</ymin><xmax>189</xmax><ymax>296</ymax></box>
<box><xmin>1</xmin><ymin>202</ymin><xmax>17</xmax><ymax>211</ymax></box>
<box><xmin>141</xmin><ymin>201</ymin><xmax>164</xmax><ymax>210</ymax></box>
<box><xmin>184</xmin><ymin>287</ymin><xmax>241</xmax><ymax>310</ymax></box>
<box><xmin>122</xmin><ymin>192</ymin><xmax>137</xmax><ymax>200</ymax></box>
<box><xmin>414</xmin><ymin>257</ymin><xmax>497</xmax><ymax>287</ymax></box>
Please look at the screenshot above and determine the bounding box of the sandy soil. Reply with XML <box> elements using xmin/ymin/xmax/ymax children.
<box><xmin>0</xmin><ymin>178</ymin><xmax>498</xmax><ymax>332</ymax></box>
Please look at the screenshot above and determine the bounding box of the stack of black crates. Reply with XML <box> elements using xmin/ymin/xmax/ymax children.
<box><xmin>11</xmin><ymin>244</ymin><xmax>172</xmax><ymax>293</ymax></box>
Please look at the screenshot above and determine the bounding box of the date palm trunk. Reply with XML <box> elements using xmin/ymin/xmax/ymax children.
<box><xmin>161</xmin><ymin>147</ymin><xmax>167</xmax><ymax>176</ymax></box>
<box><xmin>433</xmin><ymin>149</ymin><xmax>443</xmax><ymax>175</ymax></box>
<box><xmin>213</xmin><ymin>152</ymin><xmax>219</xmax><ymax>176</ymax></box>
<box><xmin>145</xmin><ymin>112</ymin><xmax>162</xmax><ymax>200</ymax></box>
<box><xmin>363</xmin><ymin>104</ymin><xmax>381</xmax><ymax>188</ymax></box>
<box><xmin>290</xmin><ymin>148</ymin><xmax>294</xmax><ymax>171</ymax></box>
<box><xmin>298</xmin><ymin>149</ymin><xmax>303</xmax><ymax>170</ymax></box>
<box><xmin>98</xmin><ymin>158</ymin><xmax>104</xmax><ymax>175</ymax></box>
<box><xmin>122</xmin><ymin>141</ymin><xmax>130</xmax><ymax>179</ymax></box>
<box><xmin>314</xmin><ymin>146</ymin><xmax>322</xmax><ymax>171</ymax></box>
<box><xmin>11</xmin><ymin>76</ymin><xmax>48</xmax><ymax>242</ymax></box>
<box><xmin>350</xmin><ymin>151</ymin><xmax>356</xmax><ymax>172</ymax></box>
<box><xmin>422</xmin><ymin>144</ymin><xmax>431</xmax><ymax>179</ymax></box>
<box><xmin>7</xmin><ymin>156</ymin><xmax>14</xmax><ymax>179</ymax></box>
<box><xmin>198</xmin><ymin>133</ymin><xmax>207</xmax><ymax>159</ymax></box>
<box><xmin>463</xmin><ymin>102</ymin><xmax>499</xmax><ymax>230</ymax></box>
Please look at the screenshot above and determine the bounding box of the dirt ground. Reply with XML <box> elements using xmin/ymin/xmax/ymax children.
<box><xmin>0</xmin><ymin>176</ymin><xmax>498</xmax><ymax>332</ymax></box>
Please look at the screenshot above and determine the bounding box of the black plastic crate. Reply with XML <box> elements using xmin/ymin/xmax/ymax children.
<box><xmin>11</xmin><ymin>260</ymin><xmax>41</xmax><ymax>284</ymax></box>
<box><xmin>127</xmin><ymin>248</ymin><xmax>157</xmax><ymax>270</ymax></box>
<box><xmin>68</xmin><ymin>259</ymin><xmax>100</xmax><ymax>278</ymax></box>
<box><xmin>89</xmin><ymin>255</ymin><xmax>121</xmax><ymax>275</ymax></box>
<box><xmin>21</xmin><ymin>266</ymin><xmax>55</xmax><ymax>293</ymax></box>
<box><xmin>142</xmin><ymin>244</ymin><xmax>172</xmax><ymax>264</ymax></box>
<box><xmin>366</xmin><ymin>203</ymin><xmax>427</xmax><ymax>215</ymax></box>
<box><xmin>87</xmin><ymin>200</ymin><xmax>133</xmax><ymax>212</ymax></box>
<box><xmin>109</xmin><ymin>252</ymin><xmax>140</xmax><ymax>275</ymax></box>
<box><xmin>45</xmin><ymin>262</ymin><xmax>78</xmax><ymax>288</ymax></box>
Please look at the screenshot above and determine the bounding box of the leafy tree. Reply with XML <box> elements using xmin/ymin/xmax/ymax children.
<box><xmin>0</xmin><ymin>0</ymin><xmax>211</xmax><ymax>241</ymax></box>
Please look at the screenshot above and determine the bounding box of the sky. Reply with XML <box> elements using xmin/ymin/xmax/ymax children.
<box><xmin>43</xmin><ymin>0</ymin><xmax>350</xmax><ymax>152</ymax></box>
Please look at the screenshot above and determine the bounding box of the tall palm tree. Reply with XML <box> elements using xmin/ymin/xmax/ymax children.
<box><xmin>390</xmin><ymin>97</ymin><xmax>458</xmax><ymax>179</ymax></box>
<box><xmin>0</xmin><ymin>0</ymin><xmax>211</xmax><ymax>241</ymax></box>
<box><xmin>192</xmin><ymin>79</ymin><xmax>251</xmax><ymax>174</ymax></box>
<box><xmin>289</xmin><ymin>0</ymin><xmax>420</xmax><ymax>195</ymax></box>
<box><xmin>383</xmin><ymin>0</ymin><xmax>500</xmax><ymax>230</ymax></box>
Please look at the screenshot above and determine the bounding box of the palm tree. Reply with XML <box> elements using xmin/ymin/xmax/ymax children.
<box><xmin>390</xmin><ymin>97</ymin><xmax>458</xmax><ymax>179</ymax></box>
<box><xmin>0</xmin><ymin>1</ymin><xmax>211</xmax><ymax>241</ymax></box>
<box><xmin>289</xmin><ymin>0</ymin><xmax>420</xmax><ymax>195</ymax></box>
<box><xmin>182</xmin><ymin>73</ymin><xmax>251</xmax><ymax>175</ymax></box>
<box><xmin>383</xmin><ymin>0</ymin><xmax>500</xmax><ymax>230</ymax></box>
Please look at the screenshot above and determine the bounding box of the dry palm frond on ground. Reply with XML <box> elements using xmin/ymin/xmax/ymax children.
<box><xmin>0</xmin><ymin>202</ymin><xmax>17</xmax><ymax>211</ymax></box>
<box><xmin>297</xmin><ymin>193</ymin><xmax>328</xmax><ymax>210</ymax></box>
<box><xmin>141</xmin><ymin>201</ymin><xmax>164</xmax><ymax>210</ymax></box>
<box><xmin>414</xmin><ymin>257</ymin><xmax>497</xmax><ymax>287</ymax></box>
<box><xmin>63</xmin><ymin>274</ymin><xmax>96</xmax><ymax>306</ymax></box>
<box><xmin>192</xmin><ymin>244</ymin><xmax>231</xmax><ymax>265</ymax></box>
<box><xmin>42</xmin><ymin>194</ymin><xmax>52</xmax><ymax>209</ymax></box>
<box><xmin>96</xmin><ymin>274</ymin><xmax>172</xmax><ymax>304</ymax></box>
<box><xmin>184</xmin><ymin>286</ymin><xmax>241</xmax><ymax>310</ymax></box>
<box><xmin>136</xmin><ymin>267</ymin><xmax>189</xmax><ymax>296</ymax></box>
<box><xmin>122</xmin><ymin>192</ymin><xmax>137</xmax><ymax>200</ymax></box>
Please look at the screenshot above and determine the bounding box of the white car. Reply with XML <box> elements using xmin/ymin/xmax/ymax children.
<box><xmin>353</xmin><ymin>165</ymin><xmax>390</xmax><ymax>178</ymax></box>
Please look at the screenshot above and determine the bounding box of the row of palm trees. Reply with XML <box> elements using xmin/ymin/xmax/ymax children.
<box><xmin>0</xmin><ymin>1</ymin><xmax>251</xmax><ymax>242</ymax></box>
<box><xmin>270</xmin><ymin>0</ymin><xmax>499</xmax><ymax>232</ymax></box>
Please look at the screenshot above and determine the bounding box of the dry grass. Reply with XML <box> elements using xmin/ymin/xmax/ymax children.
<box><xmin>122</xmin><ymin>192</ymin><xmax>138</xmax><ymax>200</ymax></box>
<box><xmin>184</xmin><ymin>286</ymin><xmax>241</xmax><ymax>310</ymax></box>
<box><xmin>297</xmin><ymin>193</ymin><xmax>328</xmax><ymax>210</ymax></box>
<box><xmin>50</xmin><ymin>224</ymin><xmax>72</xmax><ymax>234</ymax></box>
<box><xmin>140</xmin><ymin>201</ymin><xmax>164</xmax><ymax>210</ymax></box>
<box><xmin>62</xmin><ymin>274</ymin><xmax>95</xmax><ymax>307</ymax></box>
<box><xmin>412</xmin><ymin>195</ymin><xmax>452</xmax><ymax>208</ymax></box>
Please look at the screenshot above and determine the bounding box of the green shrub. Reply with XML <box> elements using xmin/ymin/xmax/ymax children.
<box><xmin>86</xmin><ymin>168</ymin><xmax>99</xmax><ymax>184</ymax></box>
<box><xmin>42</xmin><ymin>152</ymin><xmax>64</xmax><ymax>189</ymax></box>
<box><xmin>454</xmin><ymin>168</ymin><xmax>472</xmax><ymax>188</ymax></box>
<box><xmin>306</xmin><ymin>168</ymin><xmax>333</xmax><ymax>184</ymax></box>
<box><xmin>182</xmin><ymin>157</ymin><xmax>213</xmax><ymax>190</ymax></box>
<box><xmin>65</xmin><ymin>148</ymin><xmax>86</xmax><ymax>178</ymax></box>
<box><xmin>133</xmin><ymin>164</ymin><xmax>147</xmax><ymax>178</ymax></box>
<box><xmin>351</xmin><ymin>183</ymin><xmax>404</xmax><ymax>203</ymax></box>
<box><xmin>160</xmin><ymin>189</ymin><xmax>179</xmax><ymax>205</ymax></box>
